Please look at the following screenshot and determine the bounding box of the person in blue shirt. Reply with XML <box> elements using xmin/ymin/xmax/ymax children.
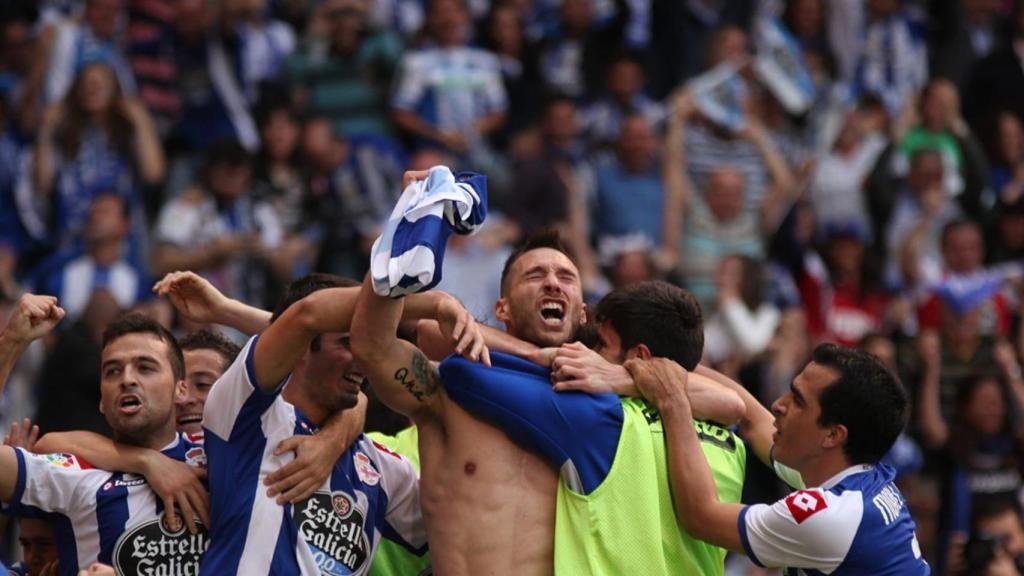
<box><xmin>630</xmin><ymin>344</ymin><xmax>930</xmax><ymax>575</ymax></box>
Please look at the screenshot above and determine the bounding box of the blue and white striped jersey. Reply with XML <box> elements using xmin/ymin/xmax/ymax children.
<box><xmin>4</xmin><ymin>434</ymin><xmax>208</xmax><ymax>576</ymax></box>
<box><xmin>740</xmin><ymin>464</ymin><xmax>930</xmax><ymax>575</ymax></box>
<box><xmin>201</xmin><ymin>336</ymin><xmax>426</xmax><ymax>576</ymax></box>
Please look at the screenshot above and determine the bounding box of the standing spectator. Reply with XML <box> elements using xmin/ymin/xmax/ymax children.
<box><xmin>223</xmin><ymin>0</ymin><xmax>295</xmax><ymax>100</ymax></box>
<box><xmin>32</xmin><ymin>62</ymin><xmax>164</xmax><ymax>252</ymax></box>
<box><xmin>703</xmin><ymin>254</ymin><xmax>781</xmax><ymax>371</ymax></box>
<box><xmin>809</xmin><ymin>105</ymin><xmax>888</xmax><ymax>238</ymax></box>
<box><xmin>854</xmin><ymin>0</ymin><xmax>928</xmax><ymax>115</ymax></box>
<box><xmin>930</xmin><ymin>0</ymin><xmax>1000</xmax><ymax>92</ymax></box>
<box><xmin>965</xmin><ymin>4</ymin><xmax>1024</xmax><ymax>133</ymax></box>
<box><xmin>665</xmin><ymin>89</ymin><xmax>796</xmax><ymax>310</ymax></box>
<box><xmin>482</xmin><ymin>1</ymin><xmax>543</xmax><ymax>147</ymax></box>
<box><xmin>153</xmin><ymin>139</ymin><xmax>283</xmax><ymax>307</ymax></box>
<box><xmin>125</xmin><ymin>0</ymin><xmax>180</xmax><ymax>135</ymax></box>
<box><xmin>0</xmin><ymin>6</ymin><xmax>37</xmax><ymax>114</ymax></box>
<box><xmin>989</xmin><ymin>111</ymin><xmax>1024</xmax><ymax>208</ymax></box>
<box><xmin>391</xmin><ymin>0</ymin><xmax>507</xmax><ymax>158</ymax></box>
<box><xmin>289</xmin><ymin>0</ymin><xmax>402</xmax><ymax>139</ymax></box>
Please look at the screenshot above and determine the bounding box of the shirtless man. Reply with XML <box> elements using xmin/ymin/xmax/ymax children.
<box><xmin>352</xmin><ymin>177</ymin><xmax>743</xmax><ymax>575</ymax></box>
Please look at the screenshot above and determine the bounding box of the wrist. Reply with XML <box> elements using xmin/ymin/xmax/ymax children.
<box><xmin>0</xmin><ymin>329</ymin><xmax>30</xmax><ymax>353</ymax></box>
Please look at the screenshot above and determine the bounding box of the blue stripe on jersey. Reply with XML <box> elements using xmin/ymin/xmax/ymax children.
<box><xmin>11</xmin><ymin>448</ymin><xmax>26</xmax><ymax>503</ymax></box>
<box><xmin>738</xmin><ymin>506</ymin><xmax>765</xmax><ymax>568</ymax></box>
<box><xmin>269</xmin><ymin>502</ymin><xmax>302</xmax><ymax>574</ymax></box>
<box><xmin>95</xmin><ymin>474</ymin><xmax>131</xmax><ymax>565</ymax></box>
<box><xmin>201</xmin><ymin>431</ymin><xmax>265</xmax><ymax>574</ymax></box>
<box><xmin>51</xmin><ymin>514</ymin><xmax>78</xmax><ymax>575</ymax></box>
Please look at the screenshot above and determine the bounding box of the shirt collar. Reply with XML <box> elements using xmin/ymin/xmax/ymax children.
<box><xmin>820</xmin><ymin>464</ymin><xmax>874</xmax><ymax>489</ymax></box>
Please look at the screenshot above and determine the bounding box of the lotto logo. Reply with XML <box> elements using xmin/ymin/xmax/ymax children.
<box><xmin>785</xmin><ymin>490</ymin><xmax>827</xmax><ymax>524</ymax></box>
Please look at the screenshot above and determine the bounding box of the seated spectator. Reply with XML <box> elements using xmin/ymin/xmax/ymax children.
<box><xmin>579</xmin><ymin>51</ymin><xmax>664</xmax><ymax>153</ymax></box>
<box><xmin>391</xmin><ymin>0</ymin><xmax>506</xmax><ymax>159</ymax></box>
<box><xmin>32</xmin><ymin>62</ymin><xmax>164</xmax><ymax>252</ymax></box>
<box><xmin>990</xmin><ymin>200</ymin><xmax>1024</xmax><ymax>264</ymax></box>
<box><xmin>591</xmin><ymin>114</ymin><xmax>664</xmax><ymax>246</ymax></box>
<box><xmin>153</xmin><ymin>139</ymin><xmax>284</xmax><ymax>308</ymax></box>
<box><xmin>0</xmin><ymin>5</ymin><xmax>36</xmax><ymax>115</ymax></box>
<box><xmin>36</xmin><ymin>194</ymin><xmax>149</xmax><ymax>323</ymax></box>
<box><xmin>957</xmin><ymin>496</ymin><xmax>1024</xmax><ymax>576</ymax></box>
<box><xmin>289</xmin><ymin>0</ymin><xmax>401</xmax><ymax>139</ymax></box>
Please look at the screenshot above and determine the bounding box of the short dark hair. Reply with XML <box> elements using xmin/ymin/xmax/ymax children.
<box><xmin>102</xmin><ymin>314</ymin><xmax>185</xmax><ymax>381</ymax></box>
<box><xmin>271</xmin><ymin>273</ymin><xmax>359</xmax><ymax>351</ymax></box>
<box><xmin>202</xmin><ymin>139</ymin><xmax>252</xmax><ymax>183</ymax></box>
<box><xmin>940</xmin><ymin>218</ymin><xmax>982</xmax><ymax>249</ymax></box>
<box><xmin>595</xmin><ymin>281</ymin><xmax>703</xmax><ymax>370</ymax></box>
<box><xmin>179</xmin><ymin>329</ymin><xmax>241</xmax><ymax>369</ymax></box>
<box><xmin>812</xmin><ymin>343</ymin><xmax>908</xmax><ymax>465</ymax></box>
<box><xmin>500</xmin><ymin>229</ymin><xmax>579</xmax><ymax>296</ymax></box>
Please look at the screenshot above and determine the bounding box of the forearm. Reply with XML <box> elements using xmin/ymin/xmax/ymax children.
<box><xmin>153</xmin><ymin>245</ymin><xmax>224</xmax><ymax>276</ymax></box>
<box><xmin>660</xmin><ymin>397</ymin><xmax>744</xmax><ymax>550</ymax></box>
<box><xmin>661</xmin><ymin>119</ymin><xmax>688</xmax><ymax>256</ymax></box>
<box><xmin>917</xmin><ymin>370</ymin><xmax>947</xmax><ymax>449</ymax></box>
<box><xmin>212</xmin><ymin>297</ymin><xmax>272</xmax><ymax>335</ymax></box>
<box><xmin>473</xmin><ymin>112</ymin><xmax>506</xmax><ymax>136</ymax></box>
<box><xmin>32</xmin><ymin>140</ymin><xmax>56</xmax><ymax>197</ymax></box>
<box><xmin>392</xmin><ymin>109</ymin><xmax>443</xmax><ymax>143</ymax></box>
<box><xmin>318</xmin><ymin>393</ymin><xmax>367</xmax><ymax>449</ymax></box>
<box><xmin>132</xmin><ymin>115</ymin><xmax>166</xmax><ymax>184</ymax></box>
<box><xmin>687</xmin><ymin>373</ymin><xmax>746</xmax><ymax>426</ymax></box>
<box><xmin>0</xmin><ymin>333</ymin><xmax>29</xmax><ymax>396</ymax></box>
<box><xmin>34</xmin><ymin>431</ymin><xmax>152</xmax><ymax>475</ymax></box>
<box><xmin>417</xmin><ymin>319</ymin><xmax>539</xmax><ymax>361</ymax></box>
<box><xmin>695</xmin><ymin>365</ymin><xmax>774</xmax><ymax>464</ymax></box>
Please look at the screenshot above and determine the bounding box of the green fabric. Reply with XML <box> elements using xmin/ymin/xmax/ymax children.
<box><xmin>900</xmin><ymin>128</ymin><xmax>962</xmax><ymax>169</ymax></box>
<box><xmin>367</xmin><ymin>427</ymin><xmax>432</xmax><ymax>576</ymax></box>
<box><xmin>554</xmin><ymin>398</ymin><xmax>746</xmax><ymax>576</ymax></box>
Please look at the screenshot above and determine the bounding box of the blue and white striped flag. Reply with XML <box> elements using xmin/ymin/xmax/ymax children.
<box><xmin>933</xmin><ymin>263</ymin><xmax>1022</xmax><ymax>315</ymax></box>
<box><xmin>370</xmin><ymin>166</ymin><xmax>488</xmax><ymax>298</ymax></box>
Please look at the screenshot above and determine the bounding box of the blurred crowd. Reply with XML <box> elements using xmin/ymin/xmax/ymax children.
<box><xmin>5</xmin><ymin>0</ymin><xmax>1024</xmax><ymax>574</ymax></box>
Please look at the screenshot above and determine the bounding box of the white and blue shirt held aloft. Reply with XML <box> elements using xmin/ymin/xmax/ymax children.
<box><xmin>370</xmin><ymin>166</ymin><xmax>487</xmax><ymax>298</ymax></box>
<box><xmin>739</xmin><ymin>464</ymin><xmax>929</xmax><ymax>575</ymax></box>
<box><xmin>2</xmin><ymin>434</ymin><xmax>208</xmax><ymax>576</ymax></box>
<box><xmin>201</xmin><ymin>336</ymin><xmax>426</xmax><ymax>576</ymax></box>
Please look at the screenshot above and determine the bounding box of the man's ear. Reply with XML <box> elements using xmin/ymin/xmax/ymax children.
<box><xmin>627</xmin><ymin>343</ymin><xmax>652</xmax><ymax>361</ymax></box>
<box><xmin>823</xmin><ymin>424</ymin><xmax>848</xmax><ymax>449</ymax></box>
<box><xmin>494</xmin><ymin>297</ymin><xmax>510</xmax><ymax>325</ymax></box>
<box><xmin>98</xmin><ymin>399</ymin><xmax>105</xmax><ymax>416</ymax></box>
<box><xmin>579</xmin><ymin>302</ymin><xmax>588</xmax><ymax>326</ymax></box>
<box><xmin>174</xmin><ymin>379</ymin><xmax>188</xmax><ymax>403</ymax></box>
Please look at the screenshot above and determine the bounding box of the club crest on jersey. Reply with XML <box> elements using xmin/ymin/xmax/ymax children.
<box><xmin>112</xmin><ymin>517</ymin><xmax>208</xmax><ymax>575</ymax></box>
<box><xmin>354</xmin><ymin>452</ymin><xmax>380</xmax><ymax>486</ymax></box>
<box><xmin>785</xmin><ymin>490</ymin><xmax>828</xmax><ymax>524</ymax></box>
<box><xmin>185</xmin><ymin>447</ymin><xmax>207</xmax><ymax>469</ymax></box>
<box><xmin>295</xmin><ymin>490</ymin><xmax>370</xmax><ymax>575</ymax></box>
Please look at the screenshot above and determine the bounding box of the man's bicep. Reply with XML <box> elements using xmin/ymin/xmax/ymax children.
<box><xmin>362</xmin><ymin>339</ymin><xmax>444</xmax><ymax>421</ymax></box>
<box><xmin>0</xmin><ymin>446</ymin><xmax>20</xmax><ymax>503</ymax></box>
<box><xmin>740</xmin><ymin>493</ymin><xmax>855</xmax><ymax>570</ymax></box>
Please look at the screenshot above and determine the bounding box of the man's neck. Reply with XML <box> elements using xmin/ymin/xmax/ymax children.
<box><xmin>115</xmin><ymin>427</ymin><xmax>178</xmax><ymax>453</ymax></box>
<box><xmin>282</xmin><ymin>376</ymin><xmax>328</xmax><ymax>425</ymax></box>
<box><xmin>799</xmin><ymin>453</ymin><xmax>853</xmax><ymax>488</ymax></box>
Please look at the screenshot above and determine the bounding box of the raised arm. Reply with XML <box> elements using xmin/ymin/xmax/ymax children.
<box><xmin>751</xmin><ymin>120</ymin><xmax>798</xmax><ymax>233</ymax></box>
<box><xmin>629</xmin><ymin>358</ymin><xmax>744</xmax><ymax>551</ymax></box>
<box><xmin>915</xmin><ymin>332</ymin><xmax>948</xmax><ymax>449</ymax></box>
<box><xmin>0</xmin><ymin>294</ymin><xmax>64</xmax><ymax>393</ymax></box>
<box><xmin>694</xmin><ymin>364</ymin><xmax>775</xmax><ymax>466</ymax></box>
<box><xmin>32</xmin><ymin>430</ymin><xmax>208</xmax><ymax>534</ymax></box>
<box><xmin>154</xmin><ymin>271</ymin><xmax>272</xmax><ymax>335</ymax></box>
<box><xmin>662</xmin><ymin>89</ymin><xmax>696</xmax><ymax>266</ymax></box>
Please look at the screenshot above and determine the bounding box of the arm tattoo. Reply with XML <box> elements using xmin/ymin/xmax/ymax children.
<box><xmin>394</xmin><ymin>350</ymin><xmax>439</xmax><ymax>403</ymax></box>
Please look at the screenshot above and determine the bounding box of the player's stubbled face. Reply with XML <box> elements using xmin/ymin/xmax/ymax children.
<box><xmin>770</xmin><ymin>362</ymin><xmax>839</xmax><ymax>468</ymax></box>
<box><xmin>100</xmin><ymin>334</ymin><xmax>181</xmax><ymax>444</ymax></box>
<box><xmin>500</xmin><ymin>248</ymin><xmax>586</xmax><ymax>348</ymax></box>
<box><xmin>307</xmin><ymin>332</ymin><xmax>362</xmax><ymax>412</ymax></box>
<box><xmin>175</xmin><ymin>349</ymin><xmax>227</xmax><ymax>434</ymax></box>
